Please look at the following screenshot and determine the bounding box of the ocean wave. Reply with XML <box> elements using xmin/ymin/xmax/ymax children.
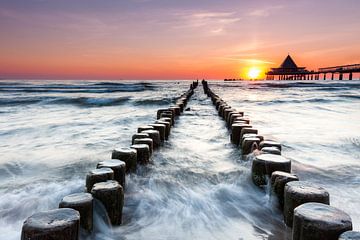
<box><xmin>93</xmin><ymin>81</ymin><xmax>155</xmax><ymax>87</ymax></box>
<box><xmin>337</xmin><ymin>94</ymin><xmax>360</xmax><ymax>100</ymax></box>
<box><xmin>132</xmin><ymin>97</ymin><xmax>175</xmax><ymax>106</ymax></box>
<box><xmin>0</xmin><ymin>94</ymin><xmax>175</xmax><ymax>107</ymax></box>
<box><xmin>0</xmin><ymin>87</ymin><xmax>148</xmax><ymax>94</ymax></box>
<box><xmin>346</xmin><ymin>137</ymin><xmax>360</xmax><ymax>149</ymax></box>
<box><xmin>235</xmin><ymin>97</ymin><xmax>333</xmax><ymax>105</ymax></box>
<box><xmin>0</xmin><ymin>88</ymin><xmax>133</xmax><ymax>94</ymax></box>
<box><xmin>53</xmin><ymin>96</ymin><xmax>131</xmax><ymax>107</ymax></box>
<box><xmin>266</xmin><ymin>98</ymin><xmax>330</xmax><ymax>104</ymax></box>
<box><xmin>0</xmin><ymin>98</ymin><xmax>41</xmax><ymax>106</ymax></box>
<box><xmin>0</xmin><ymin>81</ymin><xmax>157</xmax><ymax>93</ymax></box>
<box><xmin>0</xmin><ymin>96</ymin><xmax>131</xmax><ymax>107</ymax></box>
<box><xmin>0</xmin><ymin>81</ymin><xmax>30</xmax><ymax>86</ymax></box>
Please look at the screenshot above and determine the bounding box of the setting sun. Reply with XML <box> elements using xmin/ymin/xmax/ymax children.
<box><xmin>247</xmin><ymin>67</ymin><xmax>261</xmax><ymax>79</ymax></box>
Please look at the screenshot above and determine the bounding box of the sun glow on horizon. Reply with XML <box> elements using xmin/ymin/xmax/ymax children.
<box><xmin>247</xmin><ymin>67</ymin><xmax>261</xmax><ymax>80</ymax></box>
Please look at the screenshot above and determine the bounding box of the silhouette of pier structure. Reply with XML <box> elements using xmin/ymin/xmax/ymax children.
<box><xmin>266</xmin><ymin>55</ymin><xmax>360</xmax><ymax>80</ymax></box>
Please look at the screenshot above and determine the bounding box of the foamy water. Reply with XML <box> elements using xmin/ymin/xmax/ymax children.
<box><xmin>0</xmin><ymin>80</ymin><xmax>359</xmax><ymax>239</ymax></box>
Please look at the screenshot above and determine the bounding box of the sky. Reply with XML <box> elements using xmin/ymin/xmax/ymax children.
<box><xmin>0</xmin><ymin>0</ymin><xmax>359</xmax><ymax>80</ymax></box>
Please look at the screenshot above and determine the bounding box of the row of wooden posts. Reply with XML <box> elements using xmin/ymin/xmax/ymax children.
<box><xmin>201</xmin><ymin>80</ymin><xmax>358</xmax><ymax>240</ymax></box>
<box><xmin>20</xmin><ymin>81</ymin><xmax>199</xmax><ymax>239</ymax></box>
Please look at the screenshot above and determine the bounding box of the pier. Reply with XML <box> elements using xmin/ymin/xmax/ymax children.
<box><xmin>266</xmin><ymin>55</ymin><xmax>360</xmax><ymax>80</ymax></box>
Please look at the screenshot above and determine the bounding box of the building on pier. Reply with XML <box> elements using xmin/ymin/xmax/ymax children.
<box><xmin>266</xmin><ymin>55</ymin><xmax>310</xmax><ymax>80</ymax></box>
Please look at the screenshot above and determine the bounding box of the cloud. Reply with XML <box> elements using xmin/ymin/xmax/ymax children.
<box><xmin>247</xmin><ymin>5</ymin><xmax>284</xmax><ymax>18</ymax></box>
<box><xmin>222</xmin><ymin>56</ymin><xmax>275</xmax><ymax>65</ymax></box>
<box><xmin>173</xmin><ymin>11</ymin><xmax>241</xmax><ymax>35</ymax></box>
<box><xmin>248</xmin><ymin>9</ymin><xmax>270</xmax><ymax>17</ymax></box>
<box><xmin>191</xmin><ymin>12</ymin><xmax>236</xmax><ymax>19</ymax></box>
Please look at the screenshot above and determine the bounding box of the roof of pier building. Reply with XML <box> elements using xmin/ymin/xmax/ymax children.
<box><xmin>268</xmin><ymin>55</ymin><xmax>309</xmax><ymax>74</ymax></box>
<box><xmin>280</xmin><ymin>55</ymin><xmax>299</xmax><ymax>69</ymax></box>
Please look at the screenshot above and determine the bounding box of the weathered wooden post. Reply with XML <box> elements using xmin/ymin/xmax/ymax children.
<box><xmin>141</xmin><ymin>129</ymin><xmax>161</xmax><ymax>148</ymax></box>
<box><xmin>137</xmin><ymin>125</ymin><xmax>154</xmax><ymax>133</ymax></box>
<box><xmin>251</xmin><ymin>154</ymin><xmax>291</xmax><ymax>186</ymax></box>
<box><xmin>284</xmin><ymin>181</ymin><xmax>330</xmax><ymax>227</ymax></box>
<box><xmin>132</xmin><ymin>133</ymin><xmax>150</xmax><ymax>144</ymax></box>
<box><xmin>21</xmin><ymin>208</ymin><xmax>80</xmax><ymax>240</ymax></box>
<box><xmin>59</xmin><ymin>193</ymin><xmax>93</xmax><ymax>232</ymax></box>
<box><xmin>270</xmin><ymin>171</ymin><xmax>299</xmax><ymax>209</ymax></box>
<box><xmin>134</xmin><ymin>138</ymin><xmax>153</xmax><ymax>155</ymax></box>
<box><xmin>86</xmin><ymin>168</ymin><xmax>114</xmax><ymax>192</ymax></box>
<box><xmin>259</xmin><ymin>140</ymin><xmax>282</xmax><ymax>151</ymax></box>
<box><xmin>148</xmin><ymin>123</ymin><xmax>166</xmax><ymax>141</ymax></box>
<box><xmin>293</xmin><ymin>203</ymin><xmax>352</xmax><ymax>240</ymax></box>
<box><xmin>97</xmin><ymin>160</ymin><xmax>126</xmax><ymax>189</ymax></box>
<box><xmin>231</xmin><ymin>123</ymin><xmax>252</xmax><ymax>145</ymax></box>
<box><xmin>261</xmin><ymin>146</ymin><xmax>281</xmax><ymax>155</ymax></box>
<box><xmin>160</xmin><ymin>113</ymin><xmax>174</xmax><ymax>126</ymax></box>
<box><xmin>240</xmin><ymin>128</ymin><xmax>258</xmax><ymax>141</ymax></box>
<box><xmin>112</xmin><ymin>148</ymin><xmax>137</xmax><ymax>173</ymax></box>
<box><xmin>169</xmin><ymin>106</ymin><xmax>181</xmax><ymax>116</ymax></box>
<box><xmin>91</xmin><ymin>180</ymin><xmax>124</xmax><ymax>225</ymax></box>
<box><xmin>241</xmin><ymin>137</ymin><xmax>261</xmax><ymax>155</ymax></box>
<box><xmin>155</xmin><ymin>120</ymin><xmax>171</xmax><ymax>139</ymax></box>
<box><xmin>131</xmin><ymin>144</ymin><xmax>150</xmax><ymax>164</ymax></box>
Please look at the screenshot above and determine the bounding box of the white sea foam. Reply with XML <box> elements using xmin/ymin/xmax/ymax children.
<box><xmin>0</xmin><ymin>80</ymin><xmax>359</xmax><ymax>239</ymax></box>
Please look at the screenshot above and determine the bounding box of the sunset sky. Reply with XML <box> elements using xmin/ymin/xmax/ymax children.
<box><xmin>0</xmin><ymin>0</ymin><xmax>359</xmax><ymax>80</ymax></box>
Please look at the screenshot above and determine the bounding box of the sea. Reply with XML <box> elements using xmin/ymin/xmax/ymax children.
<box><xmin>0</xmin><ymin>80</ymin><xmax>359</xmax><ymax>240</ymax></box>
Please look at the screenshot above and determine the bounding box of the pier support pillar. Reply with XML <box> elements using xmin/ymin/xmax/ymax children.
<box><xmin>339</xmin><ymin>73</ymin><xmax>343</xmax><ymax>80</ymax></box>
<box><xmin>323</xmin><ymin>73</ymin><xmax>326</xmax><ymax>80</ymax></box>
<box><xmin>332</xmin><ymin>73</ymin><xmax>334</xmax><ymax>80</ymax></box>
<box><xmin>349</xmin><ymin>72</ymin><xmax>353</xmax><ymax>80</ymax></box>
